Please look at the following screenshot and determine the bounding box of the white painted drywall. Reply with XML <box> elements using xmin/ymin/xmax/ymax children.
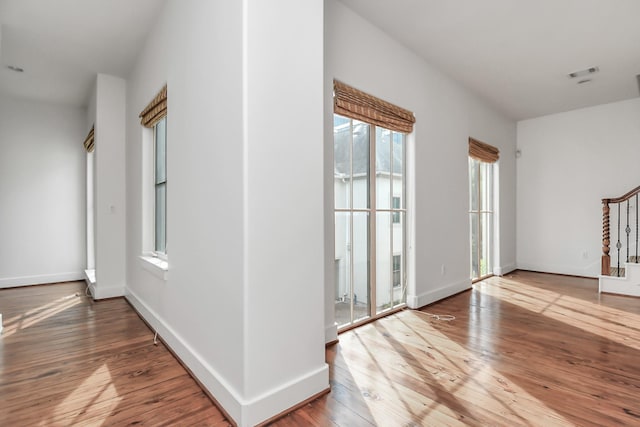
<box><xmin>324</xmin><ymin>0</ymin><xmax>517</xmax><ymax>331</ymax></box>
<box><xmin>124</xmin><ymin>1</ymin><xmax>327</xmax><ymax>425</ymax></box>
<box><xmin>93</xmin><ymin>74</ymin><xmax>127</xmax><ymax>298</ymax></box>
<box><xmin>0</xmin><ymin>95</ymin><xmax>86</xmax><ymax>287</ymax></box>
<box><xmin>517</xmin><ymin>98</ymin><xmax>640</xmax><ymax>277</ymax></box>
<box><xmin>243</xmin><ymin>1</ymin><xmax>327</xmax><ymax>423</ymax></box>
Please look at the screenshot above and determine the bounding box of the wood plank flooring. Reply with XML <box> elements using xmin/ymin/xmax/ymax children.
<box><xmin>0</xmin><ymin>282</ymin><xmax>230</xmax><ymax>426</ymax></box>
<box><xmin>2</xmin><ymin>272</ymin><xmax>640</xmax><ymax>426</ymax></box>
<box><xmin>276</xmin><ymin>271</ymin><xmax>640</xmax><ymax>426</ymax></box>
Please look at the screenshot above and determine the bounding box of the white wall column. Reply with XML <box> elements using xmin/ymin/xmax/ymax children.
<box><xmin>93</xmin><ymin>74</ymin><xmax>127</xmax><ymax>298</ymax></box>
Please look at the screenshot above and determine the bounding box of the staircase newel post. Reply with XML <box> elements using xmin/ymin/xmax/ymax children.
<box><xmin>602</xmin><ymin>200</ymin><xmax>611</xmax><ymax>275</ymax></box>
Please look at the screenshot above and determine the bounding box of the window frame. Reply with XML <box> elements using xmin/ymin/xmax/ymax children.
<box><xmin>334</xmin><ymin>114</ymin><xmax>408</xmax><ymax>329</ymax></box>
<box><xmin>153</xmin><ymin>117</ymin><xmax>167</xmax><ymax>258</ymax></box>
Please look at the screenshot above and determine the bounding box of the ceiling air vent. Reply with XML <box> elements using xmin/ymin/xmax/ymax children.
<box><xmin>567</xmin><ymin>66</ymin><xmax>599</xmax><ymax>79</ymax></box>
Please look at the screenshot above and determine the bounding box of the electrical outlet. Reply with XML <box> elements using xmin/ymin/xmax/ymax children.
<box><xmin>582</xmin><ymin>250</ymin><xmax>588</xmax><ymax>259</ymax></box>
<box><xmin>441</xmin><ymin>264</ymin><xmax>446</xmax><ymax>276</ymax></box>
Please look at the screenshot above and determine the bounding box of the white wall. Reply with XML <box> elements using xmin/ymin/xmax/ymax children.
<box><xmin>324</xmin><ymin>0</ymin><xmax>517</xmax><ymax>337</ymax></box>
<box><xmin>92</xmin><ymin>74</ymin><xmax>127</xmax><ymax>298</ymax></box>
<box><xmin>124</xmin><ymin>1</ymin><xmax>326</xmax><ymax>425</ymax></box>
<box><xmin>517</xmin><ymin>98</ymin><xmax>640</xmax><ymax>277</ymax></box>
<box><xmin>0</xmin><ymin>95</ymin><xmax>86</xmax><ymax>287</ymax></box>
<box><xmin>244</xmin><ymin>1</ymin><xmax>327</xmax><ymax>422</ymax></box>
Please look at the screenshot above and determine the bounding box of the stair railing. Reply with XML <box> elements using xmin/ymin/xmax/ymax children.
<box><xmin>602</xmin><ymin>185</ymin><xmax>640</xmax><ymax>276</ymax></box>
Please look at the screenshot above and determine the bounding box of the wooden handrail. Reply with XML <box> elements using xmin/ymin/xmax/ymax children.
<box><xmin>602</xmin><ymin>185</ymin><xmax>640</xmax><ymax>204</ymax></box>
<box><xmin>601</xmin><ymin>185</ymin><xmax>640</xmax><ymax>275</ymax></box>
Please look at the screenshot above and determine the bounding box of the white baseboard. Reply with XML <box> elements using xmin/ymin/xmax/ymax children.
<box><xmin>494</xmin><ymin>263</ymin><xmax>517</xmax><ymax>276</ymax></box>
<box><xmin>516</xmin><ymin>262</ymin><xmax>598</xmax><ymax>278</ymax></box>
<box><xmin>89</xmin><ymin>283</ymin><xmax>125</xmax><ymax>300</ymax></box>
<box><xmin>0</xmin><ymin>272</ymin><xmax>84</xmax><ymax>289</ymax></box>
<box><xmin>243</xmin><ymin>364</ymin><xmax>329</xmax><ymax>426</ymax></box>
<box><xmin>406</xmin><ymin>278</ymin><xmax>472</xmax><ymax>309</ymax></box>
<box><xmin>126</xmin><ymin>288</ymin><xmax>328</xmax><ymax>426</ymax></box>
<box><xmin>325</xmin><ymin>323</ymin><xmax>338</xmax><ymax>344</ymax></box>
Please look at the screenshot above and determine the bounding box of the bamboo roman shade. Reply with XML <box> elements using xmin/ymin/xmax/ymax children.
<box><xmin>333</xmin><ymin>80</ymin><xmax>415</xmax><ymax>134</ymax></box>
<box><xmin>469</xmin><ymin>137</ymin><xmax>499</xmax><ymax>163</ymax></box>
<box><xmin>139</xmin><ymin>85</ymin><xmax>167</xmax><ymax>128</ymax></box>
<box><xmin>83</xmin><ymin>126</ymin><xmax>95</xmax><ymax>153</ymax></box>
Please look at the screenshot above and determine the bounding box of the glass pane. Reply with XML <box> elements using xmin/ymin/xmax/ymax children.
<box><xmin>392</xmin><ymin>197</ymin><xmax>401</xmax><ymax>224</ymax></box>
<box><xmin>352</xmin><ymin>121</ymin><xmax>370</xmax><ymax>209</ymax></box>
<box><xmin>352</xmin><ymin>212</ymin><xmax>370</xmax><ymax>323</ymax></box>
<box><xmin>469</xmin><ymin>157</ymin><xmax>479</xmax><ymax>211</ymax></box>
<box><xmin>392</xmin><ymin>132</ymin><xmax>405</xmax><ymax>208</ymax></box>
<box><xmin>334</xmin><ymin>115</ymin><xmax>351</xmax><ymax>210</ymax></box>
<box><xmin>480</xmin><ymin>213</ymin><xmax>492</xmax><ymax>276</ymax></box>
<box><xmin>334</xmin><ymin>212</ymin><xmax>352</xmax><ymax>327</ymax></box>
<box><xmin>155</xmin><ymin>117</ymin><xmax>167</xmax><ymax>184</ymax></box>
<box><xmin>480</xmin><ymin>162</ymin><xmax>493</xmax><ymax>212</ymax></box>
<box><xmin>376</xmin><ymin>126</ymin><xmax>391</xmax><ymax>209</ymax></box>
<box><xmin>376</xmin><ymin>212</ymin><xmax>392</xmax><ymax>314</ymax></box>
<box><xmin>155</xmin><ymin>183</ymin><xmax>166</xmax><ymax>253</ymax></box>
<box><xmin>393</xmin><ymin>212</ymin><xmax>405</xmax><ymax>306</ymax></box>
<box><xmin>470</xmin><ymin>213</ymin><xmax>479</xmax><ymax>279</ymax></box>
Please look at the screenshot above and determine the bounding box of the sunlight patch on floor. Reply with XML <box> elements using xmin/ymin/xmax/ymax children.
<box><xmin>45</xmin><ymin>364</ymin><xmax>122</xmax><ymax>426</ymax></box>
<box><xmin>2</xmin><ymin>294</ymin><xmax>82</xmax><ymax>337</ymax></box>
<box><xmin>339</xmin><ymin>314</ymin><xmax>571</xmax><ymax>426</ymax></box>
<box><xmin>480</xmin><ymin>279</ymin><xmax>640</xmax><ymax>351</ymax></box>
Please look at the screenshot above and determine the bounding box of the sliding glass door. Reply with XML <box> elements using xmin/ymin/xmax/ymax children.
<box><xmin>334</xmin><ymin>114</ymin><xmax>407</xmax><ymax>329</ymax></box>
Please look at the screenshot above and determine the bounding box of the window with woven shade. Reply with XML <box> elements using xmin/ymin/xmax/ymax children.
<box><xmin>333</xmin><ymin>80</ymin><xmax>413</xmax><ymax>329</ymax></box>
<box><xmin>468</xmin><ymin>137</ymin><xmax>499</xmax><ymax>163</ymax></box>
<box><xmin>139</xmin><ymin>85</ymin><xmax>167</xmax><ymax>128</ymax></box>
<box><xmin>83</xmin><ymin>126</ymin><xmax>95</xmax><ymax>153</ymax></box>
<box><xmin>333</xmin><ymin>80</ymin><xmax>415</xmax><ymax>134</ymax></box>
<box><xmin>140</xmin><ymin>85</ymin><xmax>168</xmax><ymax>257</ymax></box>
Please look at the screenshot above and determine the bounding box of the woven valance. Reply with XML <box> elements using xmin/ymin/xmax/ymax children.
<box><xmin>333</xmin><ymin>80</ymin><xmax>415</xmax><ymax>134</ymax></box>
<box><xmin>83</xmin><ymin>126</ymin><xmax>95</xmax><ymax>153</ymax></box>
<box><xmin>469</xmin><ymin>137</ymin><xmax>499</xmax><ymax>163</ymax></box>
<box><xmin>139</xmin><ymin>85</ymin><xmax>167</xmax><ymax>128</ymax></box>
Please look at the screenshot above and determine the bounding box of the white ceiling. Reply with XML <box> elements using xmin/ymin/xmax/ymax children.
<box><xmin>1</xmin><ymin>1</ymin><xmax>639</xmax><ymax>119</ymax></box>
<box><xmin>339</xmin><ymin>0</ymin><xmax>640</xmax><ymax>120</ymax></box>
<box><xmin>0</xmin><ymin>0</ymin><xmax>164</xmax><ymax>108</ymax></box>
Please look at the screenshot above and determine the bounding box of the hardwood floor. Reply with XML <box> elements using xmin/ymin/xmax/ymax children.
<box><xmin>2</xmin><ymin>272</ymin><xmax>640</xmax><ymax>426</ymax></box>
<box><xmin>0</xmin><ymin>281</ymin><xmax>231</xmax><ymax>426</ymax></box>
<box><xmin>276</xmin><ymin>271</ymin><xmax>640</xmax><ymax>426</ymax></box>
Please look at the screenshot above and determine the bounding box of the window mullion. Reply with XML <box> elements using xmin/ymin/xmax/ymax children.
<box><xmin>369</xmin><ymin>125</ymin><xmax>377</xmax><ymax>317</ymax></box>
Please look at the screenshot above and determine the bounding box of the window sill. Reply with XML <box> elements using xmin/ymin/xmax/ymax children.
<box><xmin>139</xmin><ymin>255</ymin><xmax>169</xmax><ymax>280</ymax></box>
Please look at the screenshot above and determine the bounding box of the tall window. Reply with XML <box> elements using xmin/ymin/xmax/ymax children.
<box><xmin>468</xmin><ymin>138</ymin><xmax>498</xmax><ymax>281</ymax></box>
<box><xmin>334</xmin><ymin>115</ymin><xmax>407</xmax><ymax>328</ymax></box>
<box><xmin>139</xmin><ymin>84</ymin><xmax>168</xmax><ymax>260</ymax></box>
<box><xmin>154</xmin><ymin>117</ymin><xmax>167</xmax><ymax>254</ymax></box>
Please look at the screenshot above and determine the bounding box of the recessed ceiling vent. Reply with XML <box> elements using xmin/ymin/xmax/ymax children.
<box><xmin>567</xmin><ymin>66</ymin><xmax>599</xmax><ymax>79</ymax></box>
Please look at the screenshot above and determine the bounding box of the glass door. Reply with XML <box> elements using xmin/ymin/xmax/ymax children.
<box><xmin>469</xmin><ymin>157</ymin><xmax>493</xmax><ymax>281</ymax></box>
<box><xmin>334</xmin><ymin>114</ymin><xmax>407</xmax><ymax>329</ymax></box>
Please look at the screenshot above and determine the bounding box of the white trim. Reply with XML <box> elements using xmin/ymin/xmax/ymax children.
<box><xmin>125</xmin><ymin>288</ymin><xmax>243</xmax><ymax>420</ymax></box>
<box><xmin>89</xmin><ymin>283</ymin><xmax>125</xmax><ymax>300</ymax></box>
<box><xmin>126</xmin><ymin>288</ymin><xmax>329</xmax><ymax>426</ymax></box>
<box><xmin>406</xmin><ymin>278</ymin><xmax>471</xmax><ymax>309</ymax></box>
<box><xmin>325</xmin><ymin>323</ymin><xmax>338</xmax><ymax>344</ymax></box>
<box><xmin>516</xmin><ymin>262</ymin><xmax>598</xmax><ymax>278</ymax></box>
<box><xmin>242</xmin><ymin>364</ymin><xmax>329</xmax><ymax>427</ymax></box>
<box><xmin>84</xmin><ymin>269</ymin><xmax>96</xmax><ymax>286</ymax></box>
<box><xmin>494</xmin><ymin>263</ymin><xmax>517</xmax><ymax>276</ymax></box>
<box><xmin>0</xmin><ymin>272</ymin><xmax>84</xmax><ymax>289</ymax></box>
<box><xmin>138</xmin><ymin>255</ymin><xmax>169</xmax><ymax>280</ymax></box>
<box><xmin>599</xmin><ymin>262</ymin><xmax>640</xmax><ymax>297</ymax></box>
